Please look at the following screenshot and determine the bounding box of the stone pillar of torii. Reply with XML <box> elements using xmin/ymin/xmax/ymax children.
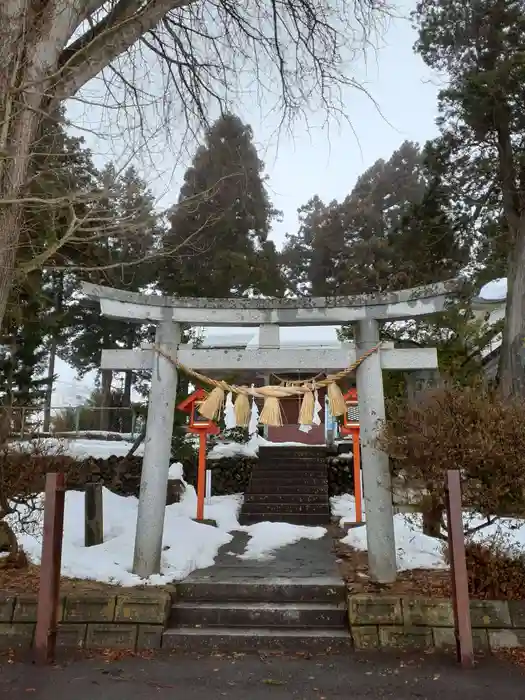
<box><xmin>82</xmin><ymin>280</ymin><xmax>461</xmax><ymax>583</ymax></box>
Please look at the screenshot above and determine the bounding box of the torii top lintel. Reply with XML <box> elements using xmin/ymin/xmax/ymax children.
<box><xmin>81</xmin><ymin>279</ymin><xmax>463</xmax><ymax>326</ymax></box>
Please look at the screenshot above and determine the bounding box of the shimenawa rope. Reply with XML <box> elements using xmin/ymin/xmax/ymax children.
<box><xmin>153</xmin><ymin>343</ymin><xmax>381</xmax><ymax>427</ymax></box>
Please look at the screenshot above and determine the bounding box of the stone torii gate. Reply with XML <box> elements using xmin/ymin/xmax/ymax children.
<box><xmin>83</xmin><ymin>280</ymin><xmax>460</xmax><ymax>583</ymax></box>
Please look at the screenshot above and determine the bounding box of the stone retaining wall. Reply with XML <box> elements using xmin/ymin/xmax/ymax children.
<box><xmin>348</xmin><ymin>595</ymin><xmax>525</xmax><ymax>651</ymax></box>
<box><xmin>2</xmin><ymin>590</ymin><xmax>524</xmax><ymax>653</ymax></box>
<box><xmin>0</xmin><ymin>591</ymin><xmax>171</xmax><ymax>651</ymax></box>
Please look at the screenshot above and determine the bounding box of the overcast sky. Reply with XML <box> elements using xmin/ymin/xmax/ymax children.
<box><xmin>67</xmin><ymin>0</ymin><xmax>441</xmax><ymax>248</ymax></box>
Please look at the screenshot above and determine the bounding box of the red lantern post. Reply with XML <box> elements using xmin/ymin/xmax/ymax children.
<box><xmin>177</xmin><ymin>389</ymin><xmax>219</xmax><ymax>521</ymax></box>
<box><xmin>341</xmin><ymin>388</ymin><xmax>363</xmax><ymax>524</ymax></box>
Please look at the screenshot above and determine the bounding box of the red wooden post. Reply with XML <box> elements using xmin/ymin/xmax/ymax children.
<box><xmin>352</xmin><ymin>431</ymin><xmax>362</xmax><ymax>524</ymax></box>
<box><xmin>34</xmin><ymin>472</ymin><xmax>66</xmax><ymax>665</ymax></box>
<box><xmin>445</xmin><ymin>469</ymin><xmax>474</xmax><ymax>669</ymax></box>
<box><xmin>196</xmin><ymin>430</ymin><xmax>207</xmax><ymax>521</ymax></box>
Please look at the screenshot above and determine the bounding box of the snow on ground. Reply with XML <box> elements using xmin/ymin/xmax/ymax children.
<box><xmin>14</xmin><ymin>437</ymin><xmax>144</xmax><ymax>460</ymax></box>
<box><xmin>331</xmin><ymin>493</ymin><xmax>366</xmax><ymax>524</ymax></box>
<box><xmin>237</xmin><ymin>522</ymin><xmax>326</xmax><ymax>561</ymax></box>
<box><xmin>332</xmin><ymin>494</ymin><xmax>447</xmax><ymax>571</ymax></box>
<box><xmin>11</xmin><ymin>486</ymin><xmax>242</xmax><ymax>586</ymax></box>
<box><xmin>331</xmin><ymin>493</ymin><xmax>525</xmax><ymax>572</ymax></box>
<box><xmin>208</xmin><ymin>435</ymin><xmax>325</xmax><ymax>460</ymax></box>
<box><xmin>7</xmin><ymin>468</ymin><xmax>327</xmax><ymax>584</ymax></box>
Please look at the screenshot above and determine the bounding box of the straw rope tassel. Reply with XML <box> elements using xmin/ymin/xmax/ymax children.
<box><xmin>298</xmin><ymin>388</ymin><xmax>315</xmax><ymax>425</ymax></box>
<box><xmin>327</xmin><ymin>382</ymin><xmax>347</xmax><ymax>417</ymax></box>
<box><xmin>259</xmin><ymin>396</ymin><xmax>283</xmax><ymax>427</ymax></box>
<box><xmin>234</xmin><ymin>392</ymin><xmax>251</xmax><ymax>427</ymax></box>
<box><xmin>198</xmin><ymin>382</ymin><xmax>227</xmax><ymax>421</ymax></box>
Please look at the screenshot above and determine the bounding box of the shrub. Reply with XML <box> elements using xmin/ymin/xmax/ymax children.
<box><xmin>463</xmin><ymin>538</ymin><xmax>525</xmax><ymax>600</ymax></box>
<box><xmin>379</xmin><ymin>385</ymin><xmax>525</xmax><ymax>534</ymax></box>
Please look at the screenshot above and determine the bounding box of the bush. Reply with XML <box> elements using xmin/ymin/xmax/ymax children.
<box><xmin>379</xmin><ymin>385</ymin><xmax>525</xmax><ymax>534</ymax></box>
<box><xmin>463</xmin><ymin>538</ymin><xmax>525</xmax><ymax>600</ymax></box>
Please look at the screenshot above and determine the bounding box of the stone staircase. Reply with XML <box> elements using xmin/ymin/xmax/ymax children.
<box><xmin>239</xmin><ymin>445</ymin><xmax>330</xmax><ymax>526</ymax></box>
<box><xmin>163</xmin><ymin>580</ymin><xmax>351</xmax><ymax>652</ymax></box>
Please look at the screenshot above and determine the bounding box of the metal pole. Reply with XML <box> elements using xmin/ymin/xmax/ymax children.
<box><xmin>133</xmin><ymin>320</ymin><xmax>180</xmax><ymax>578</ymax></box>
<box><xmin>35</xmin><ymin>472</ymin><xmax>65</xmax><ymax>664</ymax></box>
<box><xmin>355</xmin><ymin>318</ymin><xmax>397</xmax><ymax>583</ymax></box>
<box><xmin>445</xmin><ymin>470</ymin><xmax>474</xmax><ymax>668</ymax></box>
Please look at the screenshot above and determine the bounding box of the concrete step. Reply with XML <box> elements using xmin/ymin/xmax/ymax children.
<box><xmin>259</xmin><ymin>447</ymin><xmax>327</xmax><ymax>457</ymax></box>
<box><xmin>244</xmin><ymin>493</ymin><xmax>328</xmax><ymax>504</ymax></box>
<box><xmin>170</xmin><ymin>601</ymin><xmax>347</xmax><ymax>628</ymax></box>
<box><xmin>162</xmin><ymin>627</ymin><xmax>352</xmax><ymax>652</ymax></box>
<box><xmin>239</xmin><ymin>512</ymin><xmax>330</xmax><ymax>525</ymax></box>
<box><xmin>256</xmin><ymin>462</ymin><xmax>328</xmax><ymax>471</ymax></box>
<box><xmin>176</xmin><ymin>581</ymin><xmax>346</xmax><ymax>604</ymax></box>
<box><xmin>259</xmin><ymin>447</ymin><xmax>328</xmax><ymax>462</ymax></box>
<box><xmin>242</xmin><ymin>502</ymin><xmax>329</xmax><ymax>515</ymax></box>
<box><xmin>246</xmin><ymin>483</ymin><xmax>328</xmax><ymax>495</ymax></box>
<box><xmin>250</xmin><ymin>473</ymin><xmax>327</xmax><ymax>484</ymax></box>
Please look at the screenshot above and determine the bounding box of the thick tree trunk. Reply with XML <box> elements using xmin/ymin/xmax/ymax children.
<box><xmin>499</xmin><ymin>219</ymin><xmax>525</xmax><ymax>397</ymax></box>
<box><xmin>494</xmin><ymin>103</ymin><xmax>525</xmax><ymax>398</ymax></box>
<box><xmin>99</xmin><ymin>369</ymin><xmax>112</xmax><ymax>431</ymax></box>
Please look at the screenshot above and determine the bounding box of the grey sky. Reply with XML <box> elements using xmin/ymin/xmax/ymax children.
<box><xmin>66</xmin><ymin>1</ymin><xmax>440</xmax><ymax>249</ymax></box>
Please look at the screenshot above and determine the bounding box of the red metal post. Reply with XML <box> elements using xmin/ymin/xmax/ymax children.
<box><xmin>445</xmin><ymin>469</ymin><xmax>474</xmax><ymax>669</ymax></box>
<box><xmin>34</xmin><ymin>472</ymin><xmax>66</xmax><ymax>665</ymax></box>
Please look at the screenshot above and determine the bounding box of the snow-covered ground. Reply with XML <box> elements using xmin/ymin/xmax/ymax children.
<box><xmin>13</xmin><ymin>434</ymin><xmax>525</xmax><ymax>583</ymax></box>
<box><xmin>208</xmin><ymin>435</ymin><xmax>324</xmax><ymax>460</ymax></box>
<box><xmin>331</xmin><ymin>493</ymin><xmax>525</xmax><ymax>572</ymax></box>
<box><xmin>9</xmin><ymin>482</ymin><xmax>331</xmax><ymax>586</ymax></box>
<box><xmin>13</xmin><ymin>433</ymin><xmax>325</xmax><ymax>461</ymax></box>
<box><xmin>14</xmin><ymin>436</ymin><xmax>144</xmax><ymax>460</ymax></box>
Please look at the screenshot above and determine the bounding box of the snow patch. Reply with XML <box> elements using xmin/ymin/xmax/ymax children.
<box><xmin>332</xmin><ymin>494</ymin><xmax>445</xmax><ymax>570</ymax></box>
<box><xmin>15</xmin><ymin>437</ymin><xmax>143</xmax><ymax>460</ymax></box>
<box><xmin>208</xmin><ymin>435</ymin><xmax>325</xmax><ymax>460</ymax></box>
<box><xmin>11</xmin><ymin>487</ymin><xmax>242</xmax><ymax>586</ymax></box>
<box><xmin>238</xmin><ymin>521</ymin><xmax>326</xmax><ymax>561</ymax></box>
<box><xmin>480</xmin><ymin>278</ymin><xmax>507</xmax><ymax>301</ymax></box>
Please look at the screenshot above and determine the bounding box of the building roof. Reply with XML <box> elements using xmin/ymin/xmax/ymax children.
<box><xmin>199</xmin><ymin>325</ymin><xmax>342</xmax><ymax>350</ymax></box>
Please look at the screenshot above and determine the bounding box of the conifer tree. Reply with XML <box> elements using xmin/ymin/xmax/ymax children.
<box><xmin>159</xmin><ymin>113</ymin><xmax>284</xmax><ymax>298</ymax></box>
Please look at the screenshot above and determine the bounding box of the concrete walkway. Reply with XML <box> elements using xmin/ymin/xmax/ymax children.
<box><xmin>2</xmin><ymin>653</ymin><xmax>524</xmax><ymax>698</ymax></box>
<box><xmin>186</xmin><ymin>532</ymin><xmax>340</xmax><ymax>582</ymax></box>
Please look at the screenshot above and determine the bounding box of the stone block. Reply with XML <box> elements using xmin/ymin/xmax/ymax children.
<box><xmin>64</xmin><ymin>594</ymin><xmax>116</xmax><ymax>622</ymax></box>
<box><xmin>378</xmin><ymin>626</ymin><xmax>432</xmax><ymax>650</ymax></box>
<box><xmin>469</xmin><ymin>600</ymin><xmax>511</xmax><ymax>628</ymax></box>
<box><xmin>509</xmin><ymin>601</ymin><xmax>525</xmax><ymax>628</ymax></box>
<box><xmin>0</xmin><ymin>623</ymin><xmax>34</xmax><ymax>649</ymax></box>
<box><xmin>432</xmin><ymin>626</ymin><xmax>489</xmax><ymax>651</ymax></box>
<box><xmin>137</xmin><ymin>625</ymin><xmax>164</xmax><ymax>650</ymax></box>
<box><xmin>488</xmin><ymin>628</ymin><xmax>525</xmax><ymax>650</ymax></box>
<box><xmin>403</xmin><ymin>598</ymin><xmax>453</xmax><ymax>627</ymax></box>
<box><xmin>56</xmin><ymin>624</ymin><xmax>87</xmax><ymax>648</ymax></box>
<box><xmin>85</xmin><ymin>624</ymin><xmax>138</xmax><ymax>650</ymax></box>
<box><xmin>348</xmin><ymin>596</ymin><xmax>403</xmax><ymax>625</ymax></box>
<box><xmin>13</xmin><ymin>594</ymin><xmax>64</xmax><ymax>623</ymax></box>
<box><xmin>115</xmin><ymin>592</ymin><xmax>170</xmax><ymax>624</ymax></box>
<box><xmin>0</xmin><ymin>594</ymin><xmax>15</xmax><ymax>622</ymax></box>
<box><xmin>351</xmin><ymin>626</ymin><xmax>379</xmax><ymax>649</ymax></box>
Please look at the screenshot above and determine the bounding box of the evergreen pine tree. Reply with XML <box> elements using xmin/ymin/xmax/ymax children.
<box><xmin>159</xmin><ymin>113</ymin><xmax>284</xmax><ymax>298</ymax></box>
